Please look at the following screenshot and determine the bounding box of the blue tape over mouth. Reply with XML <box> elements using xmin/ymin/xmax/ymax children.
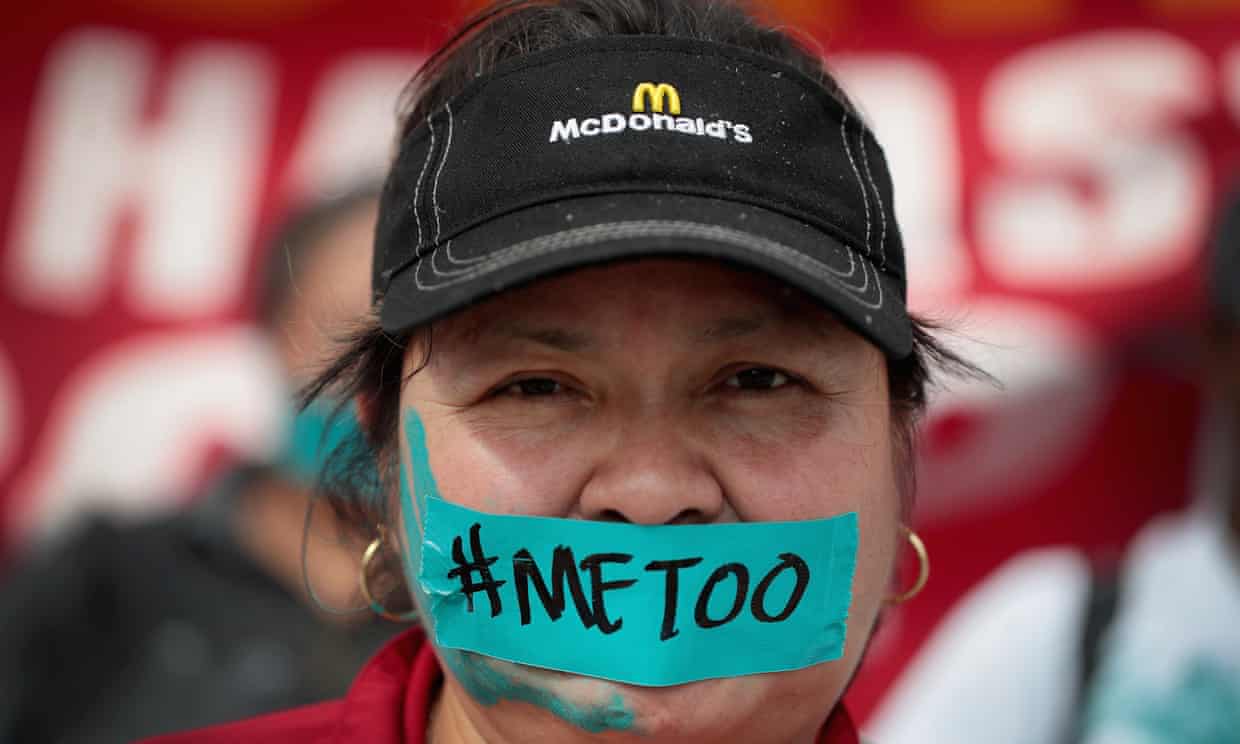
<box><xmin>402</xmin><ymin>409</ymin><xmax>858</xmax><ymax>687</ymax></box>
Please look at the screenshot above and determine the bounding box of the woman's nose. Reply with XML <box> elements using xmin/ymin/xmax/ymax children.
<box><xmin>577</xmin><ymin>420</ymin><xmax>726</xmax><ymax>525</ymax></box>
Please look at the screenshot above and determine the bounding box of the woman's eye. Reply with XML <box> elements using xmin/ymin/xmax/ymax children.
<box><xmin>725</xmin><ymin>367</ymin><xmax>790</xmax><ymax>391</ymax></box>
<box><xmin>501</xmin><ymin>378</ymin><xmax>564</xmax><ymax>397</ymax></box>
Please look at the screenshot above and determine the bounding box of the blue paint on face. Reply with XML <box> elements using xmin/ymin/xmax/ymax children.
<box><xmin>403</xmin><ymin>409</ymin><xmax>433</xmax><ymax>523</ymax></box>
<box><xmin>396</xmin><ymin>453</ymin><xmax>422</xmax><ymax>592</ymax></box>
<box><xmin>440</xmin><ymin>649</ymin><xmax>638</xmax><ymax>733</ymax></box>
<box><xmin>396</xmin><ymin>410</ymin><xmax>436</xmax><ymax>608</ymax></box>
<box><xmin>399</xmin><ymin>408</ymin><xmax>637</xmax><ymax>734</ymax></box>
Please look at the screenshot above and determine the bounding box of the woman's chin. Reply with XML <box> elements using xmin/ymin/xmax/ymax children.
<box><xmin>470</xmin><ymin>654</ymin><xmax>777</xmax><ymax>738</ymax></box>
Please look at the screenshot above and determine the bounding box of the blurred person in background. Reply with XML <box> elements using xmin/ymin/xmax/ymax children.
<box><xmin>0</xmin><ymin>184</ymin><xmax>398</xmax><ymax>743</ymax></box>
<box><xmin>869</xmin><ymin>186</ymin><xmax>1240</xmax><ymax>744</ymax></box>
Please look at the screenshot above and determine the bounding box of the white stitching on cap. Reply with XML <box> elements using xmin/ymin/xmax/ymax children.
<box><xmin>426</xmin><ymin>106</ymin><xmax>484</xmax><ymax>267</ymax></box>
<box><xmin>429</xmin><ymin>239</ymin><xmax>483</xmax><ymax>277</ymax></box>
<box><xmin>427</xmin><ymin>219</ymin><xmax>862</xmax><ymax>282</ymax></box>
<box><xmin>421</xmin><ymin>221</ymin><xmax>865</xmax><ymax>290</ymax></box>
<box><xmin>419</xmin><ymin>221</ymin><xmax>870</xmax><ymax>293</ymax></box>
<box><xmin>410</xmin><ymin>220</ymin><xmax>885</xmax><ymax>311</ymax></box>
<box><xmin>436</xmin><ymin>225</ymin><xmax>863</xmax><ymax>283</ymax></box>
<box><xmin>436</xmin><ymin>227</ymin><xmax>860</xmax><ymax>281</ymax></box>
<box><xmin>444</xmin><ymin>239</ymin><xmax>485</xmax><ymax>265</ymax></box>
<box><xmin>840</xmin><ymin>112</ymin><xmax>871</xmax><ymax>261</ymax></box>
<box><xmin>431</xmin><ymin>103</ymin><xmax>453</xmax><ymax>244</ymax></box>
<box><xmin>432</xmin><ymin>208</ymin><xmax>860</xmax><ymax>279</ymax></box>
<box><xmin>411</xmin><ymin>110</ymin><xmax>436</xmax><ymax>253</ymax></box>
<box><xmin>858</xmin><ymin>129</ymin><xmax>887</xmax><ymax>270</ymax></box>
<box><xmin>412</xmin><ymin>221</ymin><xmax>884</xmax><ymax>310</ymax></box>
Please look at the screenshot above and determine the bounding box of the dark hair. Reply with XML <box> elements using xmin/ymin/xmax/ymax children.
<box><xmin>256</xmin><ymin>183</ymin><xmax>383</xmax><ymax>331</ymax></box>
<box><xmin>304</xmin><ymin>0</ymin><xmax>983</xmax><ymax>602</ymax></box>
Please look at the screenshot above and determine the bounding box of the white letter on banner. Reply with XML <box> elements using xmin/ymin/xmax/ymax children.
<box><xmin>9</xmin><ymin>328</ymin><xmax>286</xmax><ymax>543</ymax></box>
<box><xmin>913</xmin><ymin>298</ymin><xmax>1103</xmax><ymax>523</ymax></box>
<box><xmin>831</xmin><ymin>56</ymin><xmax>968</xmax><ymax>311</ymax></box>
<box><xmin>6</xmin><ymin>28</ymin><xmax>273</xmax><ymax>317</ymax></box>
<box><xmin>977</xmin><ymin>31</ymin><xmax>1211</xmax><ymax>289</ymax></box>
<box><xmin>285</xmin><ymin>54</ymin><xmax>422</xmax><ymax>200</ymax></box>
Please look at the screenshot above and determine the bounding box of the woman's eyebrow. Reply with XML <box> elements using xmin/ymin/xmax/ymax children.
<box><xmin>693</xmin><ymin>314</ymin><xmax>768</xmax><ymax>343</ymax></box>
<box><xmin>695</xmin><ymin>309</ymin><xmax>844</xmax><ymax>345</ymax></box>
<box><xmin>490</xmin><ymin>322</ymin><xmax>596</xmax><ymax>352</ymax></box>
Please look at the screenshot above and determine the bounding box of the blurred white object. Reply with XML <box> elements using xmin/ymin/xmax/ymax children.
<box><xmin>915</xmin><ymin>298</ymin><xmax>1106</xmax><ymax>524</ymax></box>
<box><xmin>9</xmin><ymin>326</ymin><xmax>285</xmax><ymax>543</ymax></box>
<box><xmin>868</xmin><ymin>548</ymin><xmax>1090</xmax><ymax>744</ymax></box>
<box><xmin>869</xmin><ymin>509</ymin><xmax>1240</xmax><ymax>744</ymax></box>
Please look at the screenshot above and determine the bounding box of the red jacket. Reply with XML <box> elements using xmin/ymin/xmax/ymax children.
<box><xmin>143</xmin><ymin>628</ymin><xmax>860</xmax><ymax>743</ymax></box>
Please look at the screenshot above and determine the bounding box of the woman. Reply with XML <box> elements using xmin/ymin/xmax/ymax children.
<box><xmin>149</xmin><ymin>1</ymin><xmax>966</xmax><ymax>742</ymax></box>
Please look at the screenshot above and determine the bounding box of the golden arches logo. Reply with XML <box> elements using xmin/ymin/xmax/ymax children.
<box><xmin>631</xmin><ymin>83</ymin><xmax>682</xmax><ymax>115</ymax></box>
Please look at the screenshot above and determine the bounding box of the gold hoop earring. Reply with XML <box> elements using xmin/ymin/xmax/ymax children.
<box><xmin>887</xmin><ymin>527</ymin><xmax>929</xmax><ymax>604</ymax></box>
<box><xmin>359</xmin><ymin>527</ymin><xmax>418</xmax><ymax>623</ymax></box>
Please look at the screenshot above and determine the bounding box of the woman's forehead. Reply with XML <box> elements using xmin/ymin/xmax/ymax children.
<box><xmin>430</xmin><ymin>258</ymin><xmax>856</xmax><ymax>349</ymax></box>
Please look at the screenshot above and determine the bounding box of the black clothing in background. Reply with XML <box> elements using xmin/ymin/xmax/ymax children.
<box><xmin>0</xmin><ymin>470</ymin><xmax>399</xmax><ymax>744</ymax></box>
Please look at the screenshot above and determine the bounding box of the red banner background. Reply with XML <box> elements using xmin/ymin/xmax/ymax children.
<box><xmin>3</xmin><ymin>0</ymin><xmax>1239</xmax><ymax>721</ymax></box>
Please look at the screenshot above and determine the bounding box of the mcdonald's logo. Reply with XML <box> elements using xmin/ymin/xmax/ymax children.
<box><xmin>548</xmin><ymin>80</ymin><xmax>751</xmax><ymax>144</ymax></box>
<box><xmin>632</xmin><ymin>82</ymin><xmax>682</xmax><ymax>115</ymax></box>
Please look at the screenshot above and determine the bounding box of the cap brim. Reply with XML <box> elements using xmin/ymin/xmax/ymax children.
<box><xmin>380</xmin><ymin>193</ymin><xmax>911</xmax><ymax>358</ymax></box>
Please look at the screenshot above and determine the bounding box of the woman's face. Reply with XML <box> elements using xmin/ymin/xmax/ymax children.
<box><xmin>396</xmin><ymin>258</ymin><xmax>902</xmax><ymax>744</ymax></box>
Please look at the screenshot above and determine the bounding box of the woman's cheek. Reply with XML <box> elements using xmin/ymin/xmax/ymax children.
<box><xmin>713</xmin><ymin>435</ymin><xmax>876</xmax><ymax>523</ymax></box>
<box><xmin>419</xmin><ymin>408</ymin><xmax>590</xmax><ymax>519</ymax></box>
<box><xmin>709</xmin><ymin>393</ymin><xmax>834</xmax><ymax>445</ymax></box>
